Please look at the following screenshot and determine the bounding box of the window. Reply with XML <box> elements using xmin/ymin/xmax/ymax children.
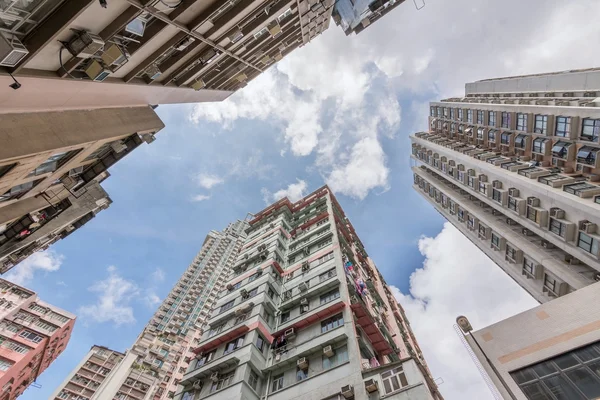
<box><xmin>320</xmin><ymin>290</ymin><xmax>340</xmax><ymax>305</ymax></box>
<box><xmin>478</xmin><ymin>182</ymin><xmax>487</xmax><ymax>195</ymax></box>
<box><xmin>219</xmin><ymin>300</ymin><xmax>235</xmax><ymax>314</ymax></box>
<box><xmin>511</xmin><ymin>341</ymin><xmax>600</xmax><ymax>400</ymax></box>
<box><xmin>280</xmin><ymin>311</ymin><xmax>290</xmax><ymax>324</ymax></box>
<box><xmin>254</xmin><ymin>27</ymin><xmax>268</xmax><ymax>39</ymax></box>
<box><xmin>549</xmin><ymin>219</ymin><xmax>566</xmax><ymax>238</ymax></box>
<box><xmin>450</xmin><ymin>108</ymin><xmax>456</xmax><ymax>119</ymax></box>
<box><xmin>501</xmin><ymin>132</ymin><xmax>511</xmax><ymax>144</ymax></box>
<box><xmin>267</xmin><ymin>288</ymin><xmax>275</xmax><ymax>299</ymax></box>
<box><xmin>527</xmin><ymin>206</ymin><xmax>539</xmax><ymax>223</ymax></box>
<box><xmin>515</xmin><ymin>134</ymin><xmax>527</xmax><ymax>149</ymax></box>
<box><xmin>517</xmin><ymin>113</ymin><xmax>528</xmax><ymax>131</ymax></box>
<box><xmin>271</xmin><ymin>374</ymin><xmax>284</xmax><ymax>392</ymax></box>
<box><xmin>581</xmin><ymin>118</ymin><xmax>600</xmax><ymax>142</ymax></box>
<box><xmin>523</xmin><ymin>258</ymin><xmax>535</xmax><ymax>277</ymax></box>
<box><xmin>491</xmin><ymin>233</ymin><xmax>500</xmax><ymax>249</ymax></box>
<box><xmin>27</xmin><ymin>150</ymin><xmax>79</xmax><ymax>177</ymax></box>
<box><xmin>477</xmin><ymin>110</ymin><xmax>484</xmax><ymax>124</ymax></box>
<box><xmin>577</xmin><ymin>232</ymin><xmax>599</xmax><ymax>255</ymax></box>
<box><xmin>248</xmin><ymin>370</ymin><xmax>259</xmax><ymax>390</ymax></box>
<box><xmin>224</xmin><ymin>336</ymin><xmax>244</xmax><ymax>355</ymax></box>
<box><xmin>477</xmin><ymin>127</ymin><xmax>484</xmax><ymax>139</ymax></box>
<box><xmin>381</xmin><ymin>366</ymin><xmax>409</xmax><ymax>395</ymax></box>
<box><xmin>319</xmin><ymin>268</ymin><xmax>336</xmax><ymax>282</ymax></box>
<box><xmin>564</xmin><ymin>182</ymin><xmax>598</xmax><ymax>196</ymax></box>
<box><xmin>468</xmin><ymin>176</ymin><xmax>475</xmax><ymax>188</ymax></box>
<box><xmin>208</xmin><ymin>325</ymin><xmax>223</xmax><ymax>338</ymax></box>
<box><xmin>556</xmin><ymin>116</ymin><xmax>571</xmax><ymax>137</ymax></box>
<box><xmin>533</xmin><ymin>138</ymin><xmax>548</xmax><ymax>154</ymax></box>
<box><xmin>29</xmin><ymin>303</ymin><xmax>48</xmax><ymax>314</ymax></box>
<box><xmin>0</xmin><ymin>163</ymin><xmax>16</xmax><ymax>180</ymax></box>
<box><xmin>501</xmin><ymin>112</ymin><xmax>511</xmax><ymax>128</ymax></box>
<box><xmin>323</xmin><ymin>345</ymin><xmax>349</xmax><ymax>370</ymax></box>
<box><xmin>492</xmin><ymin>189</ymin><xmax>502</xmax><ymax>203</ymax></box>
<box><xmin>18</xmin><ymin>330</ymin><xmax>43</xmax><ymax>344</ymax></box>
<box><xmin>478</xmin><ymin>224</ymin><xmax>488</xmax><ymax>238</ymax></box>
<box><xmin>321</xmin><ymin>313</ymin><xmax>344</xmax><ymax>334</ymax></box>
<box><xmin>488</xmin><ymin>129</ymin><xmax>497</xmax><ymax>142</ymax></box>
<box><xmin>297</xmin><ymin>366</ymin><xmax>308</xmax><ymax>381</ymax></box>
<box><xmin>552</xmin><ymin>141</ymin><xmax>572</xmax><ymax>159</ymax></box>
<box><xmin>256</xmin><ymin>335</ymin><xmax>265</xmax><ymax>352</ymax></box>
<box><xmin>0</xmin><ymin>358</ymin><xmax>12</xmax><ymax>371</ymax></box>
<box><xmin>467</xmin><ymin>109</ymin><xmax>473</xmax><ymax>123</ymax></box>
<box><xmin>210</xmin><ymin>370</ymin><xmax>235</xmax><ymax>393</ymax></box>
<box><xmin>436</xmin><ymin>107</ymin><xmax>442</xmax><ymax>117</ymax></box>
<box><xmin>506</xmin><ymin>244</ymin><xmax>517</xmax><ymax>261</ymax></box>
<box><xmin>458</xmin><ymin>109</ymin><xmax>463</xmax><ymax>120</ymax></box>
<box><xmin>248</xmin><ymin>273</ymin><xmax>259</xmax><ymax>283</ymax></box>
<box><xmin>277</xmin><ymin>7</ymin><xmax>292</xmax><ymax>21</ymax></box>
<box><xmin>534</xmin><ymin>115</ymin><xmax>548</xmax><ymax>134</ymax></box>
<box><xmin>488</xmin><ymin>111</ymin><xmax>496</xmax><ymax>126</ymax></box>
<box><xmin>577</xmin><ymin>146</ymin><xmax>598</xmax><ymax>165</ymax></box>
<box><xmin>430</xmin><ymin>107</ymin><xmax>435</xmax><ymax>117</ymax></box>
<box><xmin>0</xmin><ymin>180</ymin><xmax>41</xmax><ymax>203</ymax></box>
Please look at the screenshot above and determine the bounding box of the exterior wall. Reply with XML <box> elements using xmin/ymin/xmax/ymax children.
<box><xmin>0</xmin><ymin>279</ymin><xmax>75</xmax><ymax>400</ymax></box>
<box><xmin>0</xmin><ymin>0</ymin><xmax>334</xmax><ymax>111</ymax></box>
<box><xmin>332</xmin><ymin>0</ymin><xmax>407</xmax><ymax>35</ymax></box>
<box><xmin>176</xmin><ymin>186</ymin><xmax>442</xmax><ymax>400</ymax></box>
<box><xmin>461</xmin><ymin>282</ymin><xmax>600</xmax><ymax>400</ymax></box>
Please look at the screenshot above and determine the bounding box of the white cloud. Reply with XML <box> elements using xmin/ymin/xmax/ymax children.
<box><xmin>4</xmin><ymin>250</ymin><xmax>63</xmax><ymax>286</ymax></box>
<box><xmin>78</xmin><ymin>266</ymin><xmax>140</xmax><ymax>326</ymax></box>
<box><xmin>263</xmin><ymin>179</ymin><xmax>308</xmax><ymax>204</ymax></box>
<box><xmin>195</xmin><ymin>173</ymin><xmax>224</xmax><ymax>189</ymax></box>
<box><xmin>190</xmin><ymin>194</ymin><xmax>211</xmax><ymax>202</ymax></box>
<box><xmin>151</xmin><ymin>268</ymin><xmax>165</xmax><ymax>282</ymax></box>
<box><xmin>56</xmin><ymin>280</ymin><xmax>67</xmax><ymax>287</ymax></box>
<box><xmin>143</xmin><ymin>290</ymin><xmax>161</xmax><ymax>308</ymax></box>
<box><xmin>392</xmin><ymin>223</ymin><xmax>538</xmax><ymax>399</ymax></box>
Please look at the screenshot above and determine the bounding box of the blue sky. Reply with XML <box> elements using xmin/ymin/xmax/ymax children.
<box><xmin>11</xmin><ymin>1</ymin><xmax>600</xmax><ymax>399</ymax></box>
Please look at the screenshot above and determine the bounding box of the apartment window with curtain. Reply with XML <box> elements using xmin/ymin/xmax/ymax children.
<box><xmin>511</xmin><ymin>341</ymin><xmax>600</xmax><ymax>400</ymax></box>
<box><xmin>458</xmin><ymin>109</ymin><xmax>463</xmax><ymax>120</ymax></box>
<box><xmin>488</xmin><ymin>111</ymin><xmax>496</xmax><ymax>126</ymax></box>
<box><xmin>555</xmin><ymin>116</ymin><xmax>571</xmax><ymax>137</ymax></box>
<box><xmin>322</xmin><ymin>345</ymin><xmax>349</xmax><ymax>370</ymax></box>
<box><xmin>477</xmin><ymin>110</ymin><xmax>484</xmax><ymax>124</ymax></box>
<box><xmin>534</xmin><ymin>115</ymin><xmax>548</xmax><ymax>134</ymax></box>
<box><xmin>320</xmin><ymin>290</ymin><xmax>340</xmax><ymax>305</ymax></box>
<box><xmin>321</xmin><ymin>313</ymin><xmax>344</xmax><ymax>333</ymax></box>
<box><xmin>271</xmin><ymin>374</ymin><xmax>284</xmax><ymax>392</ymax></box>
<box><xmin>381</xmin><ymin>366</ymin><xmax>409</xmax><ymax>395</ymax></box>
<box><xmin>210</xmin><ymin>370</ymin><xmax>235</xmax><ymax>393</ymax></box>
<box><xmin>467</xmin><ymin>109</ymin><xmax>473</xmax><ymax>123</ymax></box>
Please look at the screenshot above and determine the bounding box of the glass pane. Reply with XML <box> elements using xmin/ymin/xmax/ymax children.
<box><xmin>565</xmin><ymin>367</ymin><xmax>600</xmax><ymax>398</ymax></box>
<box><xmin>521</xmin><ymin>382</ymin><xmax>553</xmax><ymax>400</ymax></box>
<box><xmin>533</xmin><ymin>361</ymin><xmax>558</xmax><ymax>377</ymax></box>
<box><xmin>555</xmin><ymin>354</ymin><xmax>580</xmax><ymax>370</ymax></box>
<box><xmin>543</xmin><ymin>375</ymin><xmax>586</xmax><ymax>400</ymax></box>
<box><xmin>575</xmin><ymin>346</ymin><xmax>600</xmax><ymax>362</ymax></box>
<box><xmin>513</xmin><ymin>368</ymin><xmax>537</xmax><ymax>384</ymax></box>
<box><xmin>588</xmin><ymin>361</ymin><xmax>600</xmax><ymax>379</ymax></box>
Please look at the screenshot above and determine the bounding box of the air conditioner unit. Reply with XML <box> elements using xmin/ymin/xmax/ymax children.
<box><xmin>541</xmin><ymin>240</ymin><xmax>555</xmax><ymax>249</ymax></box>
<box><xmin>268</xmin><ymin>22</ymin><xmax>282</xmax><ymax>37</ymax></box>
<box><xmin>110</xmin><ymin>141</ymin><xmax>127</xmax><ymax>153</ymax></box>
<box><xmin>527</xmin><ymin>197</ymin><xmax>540</xmax><ymax>207</ymax></box>
<box><xmin>284</xmin><ymin>328</ymin><xmax>295</xmax><ymax>340</ymax></box>
<box><xmin>0</xmin><ymin>33</ymin><xmax>29</xmax><ymax>67</ymax></box>
<box><xmin>301</xmin><ymin>261</ymin><xmax>309</xmax><ymax>272</ymax></box>
<box><xmin>200</xmin><ymin>49</ymin><xmax>218</xmax><ymax>63</ymax></box>
<box><xmin>142</xmin><ymin>133</ymin><xmax>156</xmax><ymax>144</ymax></box>
<box><xmin>146</xmin><ymin>65</ymin><xmax>162</xmax><ymax>80</ymax></box>
<box><xmin>340</xmin><ymin>385</ymin><xmax>354</xmax><ymax>399</ymax></box>
<box><xmin>298</xmin><ymin>282</ymin><xmax>309</xmax><ymax>292</ymax></box>
<box><xmin>101</xmin><ymin>43</ymin><xmax>128</xmax><ymax>68</ymax></box>
<box><xmin>240</xmin><ymin>288</ymin><xmax>248</xmax><ymax>298</ymax></box>
<box><xmin>364</xmin><ymin>379</ymin><xmax>379</xmax><ymax>393</ymax></box>
<box><xmin>323</xmin><ymin>345</ymin><xmax>334</xmax><ymax>357</ymax></box>
<box><xmin>84</xmin><ymin>59</ymin><xmax>111</xmax><ymax>81</ymax></box>
<box><xmin>508</xmin><ymin>188</ymin><xmax>519</xmax><ymax>197</ymax></box>
<box><xmin>255</xmin><ymin>268</ymin><xmax>263</xmax><ymax>276</ymax></box>
<box><xmin>550</xmin><ymin>208</ymin><xmax>565</xmax><ymax>219</ymax></box>
<box><xmin>234</xmin><ymin>72</ymin><xmax>248</xmax><ymax>83</ymax></box>
<box><xmin>260</xmin><ymin>251</ymin><xmax>268</xmax><ymax>260</ymax></box>
<box><xmin>479</xmin><ymin>175</ymin><xmax>488</xmax><ymax>182</ymax></box>
<box><xmin>300</xmin><ymin>298</ymin><xmax>308</xmax><ymax>306</ymax></box>
<box><xmin>210</xmin><ymin>372</ymin><xmax>219</xmax><ymax>382</ymax></box>
<box><xmin>522</xmin><ymin>228</ymin><xmax>534</xmax><ymax>236</ymax></box>
<box><xmin>303</xmin><ymin>247</ymin><xmax>310</xmax><ymax>255</ymax></box>
<box><xmin>192</xmin><ymin>380</ymin><xmax>202</xmax><ymax>389</ymax></box>
<box><xmin>579</xmin><ymin>220</ymin><xmax>597</xmax><ymax>234</ymax></box>
<box><xmin>228</xmin><ymin>29</ymin><xmax>244</xmax><ymax>43</ymax></box>
<box><xmin>175</xmin><ymin>36</ymin><xmax>195</xmax><ymax>51</ymax></box>
<box><xmin>297</xmin><ymin>357</ymin><xmax>308</xmax><ymax>370</ymax></box>
<box><xmin>191</xmin><ymin>79</ymin><xmax>206</xmax><ymax>90</ymax></box>
<box><xmin>258</xmin><ymin>244</ymin><xmax>266</xmax><ymax>252</ymax></box>
<box><xmin>492</xmin><ymin>180</ymin><xmax>502</xmax><ymax>189</ymax></box>
<box><xmin>66</xmin><ymin>31</ymin><xmax>105</xmax><ymax>58</ymax></box>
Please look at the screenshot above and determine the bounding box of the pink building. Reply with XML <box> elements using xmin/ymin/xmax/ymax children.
<box><xmin>0</xmin><ymin>278</ymin><xmax>75</xmax><ymax>399</ymax></box>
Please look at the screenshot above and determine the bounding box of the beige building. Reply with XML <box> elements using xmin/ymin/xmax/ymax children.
<box><xmin>411</xmin><ymin>68</ymin><xmax>600</xmax><ymax>303</ymax></box>
<box><xmin>48</xmin><ymin>345</ymin><xmax>158</xmax><ymax>400</ymax></box>
<box><xmin>175</xmin><ymin>186</ymin><xmax>442</xmax><ymax>400</ymax></box>
<box><xmin>457</xmin><ymin>282</ymin><xmax>600</xmax><ymax>400</ymax></box>
<box><xmin>0</xmin><ymin>0</ymin><xmax>334</xmax><ymax>113</ymax></box>
<box><xmin>0</xmin><ymin>105</ymin><xmax>164</xmax><ymax>274</ymax></box>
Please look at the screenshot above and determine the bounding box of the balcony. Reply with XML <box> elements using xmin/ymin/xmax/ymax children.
<box><xmin>349</xmin><ymin>287</ymin><xmax>393</xmax><ymax>356</ymax></box>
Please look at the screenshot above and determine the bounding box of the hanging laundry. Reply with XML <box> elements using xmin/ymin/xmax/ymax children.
<box><xmin>370</xmin><ymin>357</ymin><xmax>380</xmax><ymax>368</ymax></box>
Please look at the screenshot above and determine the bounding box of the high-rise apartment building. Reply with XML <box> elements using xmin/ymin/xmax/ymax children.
<box><xmin>0</xmin><ymin>105</ymin><xmax>163</xmax><ymax>273</ymax></box>
<box><xmin>48</xmin><ymin>345</ymin><xmax>158</xmax><ymax>400</ymax></box>
<box><xmin>53</xmin><ymin>221</ymin><xmax>248</xmax><ymax>400</ymax></box>
<box><xmin>174</xmin><ymin>186</ymin><xmax>442</xmax><ymax>400</ymax></box>
<box><xmin>456</xmin><ymin>281</ymin><xmax>600</xmax><ymax>400</ymax></box>
<box><xmin>333</xmin><ymin>0</ymin><xmax>406</xmax><ymax>35</ymax></box>
<box><xmin>0</xmin><ymin>278</ymin><xmax>75</xmax><ymax>400</ymax></box>
<box><xmin>0</xmin><ymin>0</ymin><xmax>334</xmax><ymax>113</ymax></box>
<box><xmin>411</xmin><ymin>68</ymin><xmax>600</xmax><ymax>304</ymax></box>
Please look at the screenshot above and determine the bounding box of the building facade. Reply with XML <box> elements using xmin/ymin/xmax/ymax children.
<box><xmin>411</xmin><ymin>68</ymin><xmax>600</xmax><ymax>304</ymax></box>
<box><xmin>0</xmin><ymin>105</ymin><xmax>163</xmax><ymax>274</ymax></box>
<box><xmin>52</xmin><ymin>221</ymin><xmax>248</xmax><ymax>400</ymax></box>
<box><xmin>456</xmin><ymin>282</ymin><xmax>600</xmax><ymax>400</ymax></box>
<box><xmin>0</xmin><ymin>0</ymin><xmax>334</xmax><ymax>113</ymax></box>
<box><xmin>48</xmin><ymin>345</ymin><xmax>158</xmax><ymax>400</ymax></box>
<box><xmin>176</xmin><ymin>186</ymin><xmax>442</xmax><ymax>400</ymax></box>
<box><xmin>332</xmin><ymin>0</ymin><xmax>406</xmax><ymax>35</ymax></box>
<box><xmin>0</xmin><ymin>278</ymin><xmax>75</xmax><ymax>400</ymax></box>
